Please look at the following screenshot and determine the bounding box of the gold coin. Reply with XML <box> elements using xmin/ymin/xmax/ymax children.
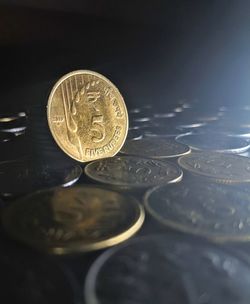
<box><xmin>47</xmin><ymin>70</ymin><xmax>128</xmax><ymax>162</ymax></box>
<box><xmin>178</xmin><ymin>151</ymin><xmax>250</xmax><ymax>183</ymax></box>
<box><xmin>2</xmin><ymin>186</ymin><xmax>144</xmax><ymax>254</ymax></box>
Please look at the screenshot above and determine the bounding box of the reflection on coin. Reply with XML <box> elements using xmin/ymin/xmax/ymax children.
<box><xmin>178</xmin><ymin>151</ymin><xmax>250</xmax><ymax>183</ymax></box>
<box><xmin>176</xmin><ymin>133</ymin><xmax>250</xmax><ymax>153</ymax></box>
<box><xmin>85</xmin><ymin>235</ymin><xmax>250</xmax><ymax>304</ymax></box>
<box><xmin>85</xmin><ymin>156</ymin><xmax>183</xmax><ymax>188</ymax></box>
<box><xmin>145</xmin><ymin>180</ymin><xmax>250</xmax><ymax>242</ymax></box>
<box><xmin>0</xmin><ymin>160</ymin><xmax>82</xmax><ymax>197</ymax></box>
<box><xmin>47</xmin><ymin>70</ymin><xmax>128</xmax><ymax>162</ymax></box>
<box><xmin>2</xmin><ymin>186</ymin><xmax>144</xmax><ymax>254</ymax></box>
<box><xmin>120</xmin><ymin>138</ymin><xmax>190</xmax><ymax>158</ymax></box>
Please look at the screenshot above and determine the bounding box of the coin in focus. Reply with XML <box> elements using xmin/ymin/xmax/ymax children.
<box><xmin>120</xmin><ymin>138</ymin><xmax>190</xmax><ymax>158</ymax></box>
<box><xmin>2</xmin><ymin>186</ymin><xmax>144</xmax><ymax>254</ymax></box>
<box><xmin>85</xmin><ymin>235</ymin><xmax>250</xmax><ymax>304</ymax></box>
<box><xmin>176</xmin><ymin>133</ymin><xmax>250</xmax><ymax>153</ymax></box>
<box><xmin>85</xmin><ymin>156</ymin><xmax>183</xmax><ymax>188</ymax></box>
<box><xmin>178</xmin><ymin>151</ymin><xmax>250</xmax><ymax>183</ymax></box>
<box><xmin>145</xmin><ymin>180</ymin><xmax>250</xmax><ymax>242</ymax></box>
<box><xmin>47</xmin><ymin>70</ymin><xmax>128</xmax><ymax>162</ymax></box>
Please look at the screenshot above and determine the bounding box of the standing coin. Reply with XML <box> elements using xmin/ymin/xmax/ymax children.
<box><xmin>120</xmin><ymin>138</ymin><xmax>190</xmax><ymax>158</ymax></box>
<box><xmin>47</xmin><ymin>70</ymin><xmax>128</xmax><ymax>162</ymax></box>
<box><xmin>2</xmin><ymin>186</ymin><xmax>144</xmax><ymax>254</ymax></box>
<box><xmin>145</xmin><ymin>180</ymin><xmax>250</xmax><ymax>242</ymax></box>
<box><xmin>176</xmin><ymin>133</ymin><xmax>250</xmax><ymax>154</ymax></box>
<box><xmin>85</xmin><ymin>156</ymin><xmax>183</xmax><ymax>188</ymax></box>
<box><xmin>178</xmin><ymin>151</ymin><xmax>250</xmax><ymax>183</ymax></box>
<box><xmin>85</xmin><ymin>235</ymin><xmax>250</xmax><ymax>304</ymax></box>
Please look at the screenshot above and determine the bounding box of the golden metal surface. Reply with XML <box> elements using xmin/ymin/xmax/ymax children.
<box><xmin>47</xmin><ymin>70</ymin><xmax>128</xmax><ymax>162</ymax></box>
<box><xmin>2</xmin><ymin>186</ymin><xmax>144</xmax><ymax>254</ymax></box>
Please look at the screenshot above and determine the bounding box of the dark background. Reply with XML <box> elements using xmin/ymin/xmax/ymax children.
<box><xmin>1</xmin><ymin>1</ymin><xmax>250</xmax><ymax>110</ymax></box>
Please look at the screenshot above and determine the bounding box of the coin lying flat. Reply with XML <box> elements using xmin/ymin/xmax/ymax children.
<box><xmin>84</xmin><ymin>156</ymin><xmax>183</xmax><ymax>188</ymax></box>
<box><xmin>2</xmin><ymin>186</ymin><xmax>144</xmax><ymax>254</ymax></box>
<box><xmin>176</xmin><ymin>133</ymin><xmax>250</xmax><ymax>153</ymax></box>
<box><xmin>85</xmin><ymin>235</ymin><xmax>250</xmax><ymax>304</ymax></box>
<box><xmin>0</xmin><ymin>160</ymin><xmax>82</xmax><ymax>198</ymax></box>
<box><xmin>178</xmin><ymin>151</ymin><xmax>250</xmax><ymax>183</ymax></box>
<box><xmin>47</xmin><ymin>70</ymin><xmax>128</xmax><ymax>162</ymax></box>
<box><xmin>120</xmin><ymin>138</ymin><xmax>190</xmax><ymax>158</ymax></box>
<box><xmin>145</xmin><ymin>180</ymin><xmax>250</xmax><ymax>242</ymax></box>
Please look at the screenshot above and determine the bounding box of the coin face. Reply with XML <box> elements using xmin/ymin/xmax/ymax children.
<box><xmin>85</xmin><ymin>236</ymin><xmax>250</xmax><ymax>304</ymax></box>
<box><xmin>2</xmin><ymin>186</ymin><xmax>144</xmax><ymax>254</ymax></box>
<box><xmin>177</xmin><ymin>133</ymin><xmax>250</xmax><ymax>153</ymax></box>
<box><xmin>84</xmin><ymin>156</ymin><xmax>183</xmax><ymax>188</ymax></box>
<box><xmin>178</xmin><ymin>151</ymin><xmax>250</xmax><ymax>183</ymax></box>
<box><xmin>120</xmin><ymin>138</ymin><xmax>190</xmax><ymax>158</ymax></box>
<box><xmin>145</xmin><ymin>180</ymin><xmax>250</xmax><ymax>241</ymax></box>
<box><xmin>47</xmin><ymin>70</ymin><xmax>128</xmax><ymax>162</ymax></box>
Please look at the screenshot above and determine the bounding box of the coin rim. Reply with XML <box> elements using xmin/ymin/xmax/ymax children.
<box><xmin>120</xmin><ymin>138</ymin><xmax>191</xmax><ymax>158</ymax></box>
<box><xmin>84</xmin><ymin>156</ymin><xmax>183</xmax><ymax>188</ymax></box>
<box><xmin>2</xmin><ymin>185</ymin><xmax>145</xmax><ymax>254</ymax></box>
<box><xmin>144</xmin><ymin>183</ymin><xmax>250</xmax><ymax>242</ymax></box>
<box><xmin>47</xmin><ymin>70</ymin><xmax>129</xmax><ymax>162</ymax></box>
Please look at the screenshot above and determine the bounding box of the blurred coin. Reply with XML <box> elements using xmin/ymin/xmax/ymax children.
<box><xmin>47</xmin><ymin>70</ymin><xmax>128</xmax><ymax>162</ymax></box>
<box><xmin>0</xmin><ymin>160</ymin><xmax>82</xmax><ymax>197</ymax></box>
<box><xmin>175</xmin><ymin>117</ymin><xmax>206</xmax><ymax>130</ymax></box>
<box><xmin>153</xmin><ymin>112</ymin><xmax>176</xmax><ymax>118</ymax></box>
<box><xmin>176</xmin><ymin>133</ymin><xmax>250</xmax><ymax>153</ymax></box>
<box><xmin>85</xmin><ymin>156</ymin><xmax>183</xmax><ymax>188</ymax></box>
<box><xmin>0</xmin><ymin>116</ymin><xmax>27</xmax><ymax>133</ymax></box>
<box><xmin>2</xmin><ymin>186</ymin><xmax>144</xmax><ymax>254</ymax></box>
<box><xmin>85</xmin><ymin>235</ymin><xmax>250</xmax><ymax>304</ymax></box>
<box><xmin>145</xmin><ymin>180</ymin><xmax>250</xmax><ymax>242</ymax></box>
<box><xmin>120</xmin><ymin>138</ymin><xmax>190</xmax><ymax>158</ymax></box>
<box><xmin>143</xmin><ymin>126</ymin><xmax>190</xmax><ymax>138</ymax></box>
<box><xmin>0</xmin><ymin>131</ymin><xmax>16</xmax><ymax>142</ymax></box>
<box><xmin>126</xmin><ymin>129</ymin><xmax>143</xmax><ymax>141</ymax></box>
<box><xmin>178</xmin><ymin>151</ymin><xmax>250</xmax><ymax>183</ymax></box>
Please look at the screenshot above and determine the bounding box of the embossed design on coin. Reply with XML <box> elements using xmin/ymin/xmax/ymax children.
<box><xmin>145</xmin><ymin>180</ymin><xmax>250</xmax><ymax>241</ymax></box>
<box><xmin>85</xmin><ymin>236</ymin><xmax>250</xmax><ymax>304</ymax></box>
<box><xmin>47</xmin><ymin>70</ymin><xmax>128</xmax><ymax>162</ymax></box>
<box><xmin>85</xmin><ymin>156</ymin><xmax>183</xmax><ymax>188</ymax></box>
<box><xmin>2</xmin><ymin>186</ymin><xmax>144</xmax><ymax>254</ymax></box>
<box><xmin>178</xmin><ymin>151</ymin><xmax>250</xmax><ymax>183</ymax></box>
<box><xmin>176</xmin><ymin>133</ymin><xmax>250</xmax><ymax>153</ymax></box>
<box><xmin>120</xmin><ymin>138</ymin><xmax>190</xmax><ymax>158</ymax></box>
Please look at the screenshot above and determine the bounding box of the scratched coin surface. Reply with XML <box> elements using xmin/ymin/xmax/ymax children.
<box><xmin>145</xmin><ymin>180</ymin><xmax>250</xmax><ymax>242</ymax></box>
<box><xmin>178</xmin><ymin>151</ymin><xmax>250</xmax><ymax>183</ymax></box>
<box><xmin>47</xmin><ymin>70</ymin><xmax>128</xmax><ymax>162</ymax></box>
<box><xmin>176</xmin><ymin>133</ymin><xmax>250</xmax><ymax>153</ymax></box>
<box><xmin>120</xmin><ymin>138</ymin><xmax>190</xmax><ymax>158</ymax></box>
<box><xmin>85</xmin><ymin>156</ymin><xmax>183</xmax><ymax>188</ymax></box>
<box><xmin>2</xmin><ymin>186</ymin><xmax>144</xmax><ymax>254</ymax></box>
<box><xmin>85</xmin><ymin>235</ymin><xmax>250</xmax><ymax>304</ymax></box>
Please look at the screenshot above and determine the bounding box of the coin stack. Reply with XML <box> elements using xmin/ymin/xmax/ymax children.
<box><xmin>2</xmin><ymin>71</ymin><xmax>250</xmax><ymax>303</ymax></box>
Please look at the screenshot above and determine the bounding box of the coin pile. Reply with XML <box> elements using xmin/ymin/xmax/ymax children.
<box><xmin>1</xmin><ymin>71</ymin><xmax>250</xmax><ymax>303</ymax></box>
